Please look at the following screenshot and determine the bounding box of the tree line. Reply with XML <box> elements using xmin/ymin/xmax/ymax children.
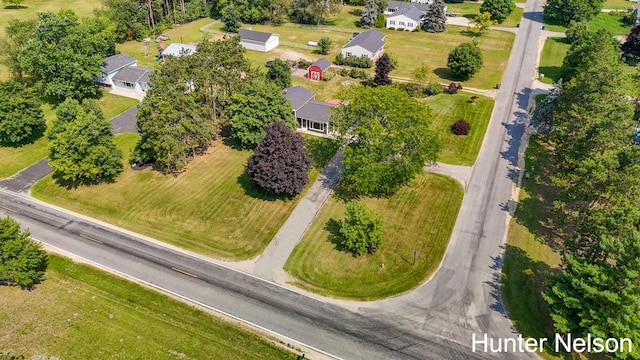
<box><xmin>531</xmin><ymin>24</ymin><xmax>640</xmax><ymax>358</ymax></box>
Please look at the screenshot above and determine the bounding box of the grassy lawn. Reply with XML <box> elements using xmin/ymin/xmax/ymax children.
<box><xmin>603</xmin><ymin>0</ymin><xmax>637</xmax><ymax>9</ymax></box>
<box><xmin>588</xmin><ymin>11</ymin><xmax>632</xmax><ymax>35</ymax></box>
<box><xmin>32</xmin><ymin>133</ymin><xmax>336</xmax><ymax>260</ymax></box>
<box><xmin>421</xmin><ymin>91</ymin><xmax>494</xmax><ymax>166</ymax></box>
<box><xmin>442</xmin><ymin>3</ymin><xmax>522</xmax><ymax>27</ymax></box>
<box><xmin>502</xmin><ymin>135</ymin><xmax>567</xmax><ymax>360</ymax></box>
<box><xmin>541</xmin><ymin>15</ymin><xmax>569</xmax><ymax>33</ymax></box>
<box><xmin>321</xmin><ymin>5</ymin><xmax>362</xmax><ymax>28</ymax></box>
<box><xmin>285</xmin><ymin>172</ymin><xmax>463</xmax><ymax>300</ymax></box>
<box><xmin>0</xmin><ymin>91</ymin><xmax>137</xmax><ymax>180</ymax></box>
<box><xmin>501</xmin><ymin>7</ymin><xmax>524</xmax><ymax>28</ymax></box>
<box><xmin>0</xmin><ymin>254</ymin><xmax>295</xmax><ymax>359</ymax></box>
<box><xmin>538</xmin><ymin>37</ymin><xmax>570</xmax><ymax>84</ymax></box>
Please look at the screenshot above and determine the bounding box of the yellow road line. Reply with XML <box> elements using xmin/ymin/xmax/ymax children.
<box><xmin>171</xmin><ymin>267</ymin><xmax>199</xmax><ymax>278</ymax></box>
<box><xmin>0</xmin><ymin>205</ymin><xmax>19</xmax><ymax>213</ymax></box>
<box><xmin>79</xmin><ymin>234</ymin><xmax>103</xmax><ymax>244</ymax></box>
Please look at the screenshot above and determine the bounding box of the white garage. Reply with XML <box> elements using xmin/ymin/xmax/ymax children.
<box><xmin>239</xmin><ymin>29</ymin><xmax>279</xmax><ymax>52</ymax></box>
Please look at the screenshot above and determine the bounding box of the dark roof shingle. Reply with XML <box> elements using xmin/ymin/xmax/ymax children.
<box><xmin>297</xmin><ymin>101</ymin><xmax>337</xmax><ymax>124</ymax></box>
<box><xmin>102</xmin><ymin>53</ymin><xmax>136</xmax><ymax>73</ymax></box>
<box><xmin>283</xmin><ymin>86</ymin><xmax>315</xmax><ymax>111</ymax></box>
<box><xmin>112</xmin><ymin>66</ymin><xmax>154</xmax><ymax>84</ymax></box>
<box><xmin>310</xmin><ymin>58</ymin><xmax>331</xmax><ymax>71</ymax></box>
<box><xmin>342</xmin><ymin>30</ymin><xmax>385</xmax><ymax>53</ymax></box>
<box><xmin>239</xmin><ymin>29</ymin><xmax>274</xmax><ymax>43</ymax></box>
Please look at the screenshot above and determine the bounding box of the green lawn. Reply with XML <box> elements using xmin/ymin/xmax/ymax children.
<box><xmin>502</xmin><ymin>136</ymin><xmax>567</xmax><ymax>360</ymax></box>
<box><xmin>285</xmin><ymin>172</ymin><xmax>463</xmax><ymax>300</ymax></box>
<box><xmin>32</xmin><ymin>133</ymin><xmax>332</xmax><ymax>260</ymax></box>
<box><xmin>0</xmin><ymin>254</ymin><xmax>296</xmax><ymax>359</ymax></box>
<box><xmin>421</xmin><ymin>91</ymin><xmax>494</xmax><ymax>166</ymax></box>
<box><xmin>441</xmin><ymin>3</ymin><xmax>522</xmax><ymax>27</ymax></box>
<box><xmin>603</xmin><ymin>0</ymin><xmax>637</xmax><ymax>9</ymax></box>
<box><xmin>538</xmin><ymin>37</ymin><xmax>570</xmax><ymax>84</ymax></box>
<box><xmin>0</xmin><ymin>92</ymin><xmax>137</xmax><ymax>180</ymax></box>
<box><xmin>321</xmin><ymin>5</ymin><xmax>362</xmax><ymax>28</ymax></box>
<box><xmin>588</xmin><ymin>11</ymin><xmax>632</xmax><ymax>35</ymax></box>
<box><xmin>501</xmin><ymin>7</ymin><xmax>524</xmax><ymax>28</ymax></box>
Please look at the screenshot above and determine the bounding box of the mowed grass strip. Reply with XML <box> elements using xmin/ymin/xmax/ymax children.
<box><xmin>0</xmin><ymin>254</ymin><xmax>295</xmax><ymax>359</ymax></box>
<box><xmin>502</xmin><ymin>136</ymin><xmax>565</xmax><ymax>360</ymax></box>
<box><xmin>285</xmin><ymin>173</ymin><xmax>463</xmax><ymax>300</ymax></box>
<box><xmin>0</xmin><ymin>92</ymin><xmax>138</xmax><ymax>180</ymax></box>
<box><xmin>421</xmin><ymin>91</ymin><xmax>494</xmax><ymax>166</ymax></box>
<box><xmin>588</xmin><ymin>11</ymin><xmax>632</xmax><ymax>35</ymax></box>
<box><xmin>538</xmin><ymin>37</ymin><xmax>570</xmax><ymax>84</ymax></box>
<box><xmin>32</xmin><ymin>133</ymin><xmax>330</xmax><ymax>260</ymax></box>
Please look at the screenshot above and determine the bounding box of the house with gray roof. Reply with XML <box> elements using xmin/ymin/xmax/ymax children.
<box><xmin>384</xmin><ymin>0</ymin><xmax>434</xmax><ymax>31</ymax></box>
<box><xmin>341</xmin><ymin>30</ymin><xmax>386</xmax><ymax>60</ymax></box>
<box><xmin>239</xmin><ymin>29</ymin><xmax>279</xmax><ymax>52</ymax></box>
<box><xmin>308</xmin><ymin>58</ymin><xmax>332</xmax><ymax>81</ymax></box>
<box><xmin>283</xmin><ymin>86</ymin><xmax>337</xmax><ymax>135</ymax></box>
<box><xmin>161</xmin><ymin>43</ymin><xmax>197</xmax><ymax>58</ymax></box>
<box><xmin>98</xmin><ymin>53</ymin><xmax>137</xmax><ymax>87</ymax></box>
<box><xmin>111</xmin><ymin>66</ymin><xmax>153</xmax><ymax>94</ymax></box>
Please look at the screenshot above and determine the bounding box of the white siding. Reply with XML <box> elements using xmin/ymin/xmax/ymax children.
<box><xmin>386</xmin><ymin>14</ymin><xmax>419</xmax><ymax>31</ymax></box>
<box><xmin>240</xmin><ymin>35</ymin><xmax>279</xmax><ymax>52</ymax></box>
<box><xmin>341</xmin><ymin>45</ymin><xmax>378</xmax><ymax>59</ymax></box>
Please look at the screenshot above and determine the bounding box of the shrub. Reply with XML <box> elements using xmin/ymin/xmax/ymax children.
<box><xmin>335</xmin><ymin>54</ymin><xmax>373</xmax><ymax>68</ymax></box>
<box><xmin>424</xmin><ymin>83</ymin><xmax>444</xmax><ymax>96</ymax></box>
<box><xmin>374</xmin><ymin>13</ymin><xmax>386</xmax><ymax>28</ymax></box>
<box><xmin>323</xmin><ymin>68</ymin><xmax>337</xmax><ymax>81</ymax></box>
<box><xmin>340</xmin><ymin>68</ymin><xmax>350</xmax><ymax>76</ymax></box>
<box><xmin>451</xmin><ymin>118</ymin><xmax>470</xmax><ymax>135</ymax></box>
<box><xmin>446</xmin><ymin>82</ymin><xmax>463</xmax><ymax>94</ymax></box>
<box><xmin>395</xmin><ymin>82</ymin><xmax>424</xmax><ymax>97</ymax></box>
<box><xmin>296</xmin><ymin>58</ymin><xmax>312</xmax><ymax>69</ymax></box>
<box><xmin>388</xmin><ymin>27</ymin><xmax>395</xmax><ymax>30</ymax></box>
<box><xmin>339</xmin><ymin>202</ymin><xmax>384</xmax><ymax>256</ymax></box>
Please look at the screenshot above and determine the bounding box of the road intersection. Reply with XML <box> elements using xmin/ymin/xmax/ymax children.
<box><xmin>0</xmin><ymin>0</ymin><xmax>551</xmax><ymax>357</ymax></box>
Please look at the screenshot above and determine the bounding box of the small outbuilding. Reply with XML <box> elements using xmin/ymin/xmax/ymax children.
<box><xmin>161</xmin><ymin>43</ymin><xmax>197</xmax><ymax>58</ymax></box>
<box><xmin>239</xmin><ymin>29</ymin><xmax>279</xmax><ymax>52</ymax></box>
<box><xmin>307</xmin><ymin>58</ymin><xmax>331</xmax><ymax>81</ymax></box>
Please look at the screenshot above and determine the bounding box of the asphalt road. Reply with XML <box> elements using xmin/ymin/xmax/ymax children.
<box><xmin>0</xmin><ymin>0</ymin><xmax>545</xmax><ymax>357</ymax></box>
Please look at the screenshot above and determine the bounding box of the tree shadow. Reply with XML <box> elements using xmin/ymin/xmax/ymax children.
<box><xmin>304</xmin><ymin>136</ymin><xmax>340</xmax><ymax>169</ymax></box>
<box><xmin>236</xmin><ymin>167</ymin><xmax>295</xmax><ymax>201</ymax></box>
<box><xmin>433</xmin><ymin>67</ymin><xmax>457</xmax><ymax>82</ymax></box>
<box><xmin>0</xmin><ymin>128</ymin><xmax>45</xmax><ymax>148</ymax></box>
<box><xmin>52</xmin><ymin>170</ymin><xmax>119</xmax><ymax>190</ymax></box>
<box><xmin>325</xmin><ymin>218</ymin><xmax>345</xmax><ymax>251</ymax></box>
<box><xmin>349</xmin><ymin>9</ymin><xmax>362</xmax><ymax>17</ymax></box>
<box><xmin>4</xmin><ymin>4</ymin><xmax>27</xmax><ymax>9</ymax></box>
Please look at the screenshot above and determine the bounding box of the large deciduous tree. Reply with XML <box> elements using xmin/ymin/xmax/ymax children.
<box><xmin>0</xmin><ymin>81</ymin><xmax>45</xmax><ymax>145</ymax></box>
<box><xmin>622</xmin><ymin>24</ymin><xmax>640</xmax><ymax>59</ymax></box>
<box><xmin>18</xmin><ymin>11</ymin><xmax>115</xmax><ymax>100</ymax></box>
<box><xmin>479</xmin><ymin>0</ymin><xmax>515</xmax><ymax>24</ymax></box>
<box><xmin>294</xmin><ymin>0</ymin><xmax>341</xmax><ymax>25</ymax></box>
<box><xmin>334</xmin><ymin>86</ymin><xmax>440</xmax><ymax>195</ymax></box>
<box><xmin>0</xmin><ymin>216</ymin><xmax>48</xmax><ymax>288</ymax></box>
<box><xmin>0</xmin><ymin>18</ymin><xmax>36</xmax><ymax>79</ymax></box>
<box><xmin>447</xmin><ymin>42</ymin><xmax>483</xmax><ymax>80</ymax></box>
<box><xmin>422</xmin><ymin>0</ymin><xmax>447</xmax><ymax>32</ymax></box>
<box><xmin>374</xmin><ymin>53</ymin><xmax>392</xmax><ymax>86</ymax></box>
<box><xmin>247</xmin><ymin>121</ymin><xmax>312</xmax><ymax>196</ymax></box>
<box><xmin>339</xmin><ymin>201</ymin><xmax>384</xmax><ymax>256</ymax></box>
<box><xmin>227</xmin><ymin>80</ymin><xmax>297</xmax><ymax>149</ymax></box>
<box><xmin>471</xmin><ymin>11</ymin><xmax>497</xmax><ymax>34</ymax></box>
<box><xmin>317</xmin><ymin>36</ymin><xmax>333</xmax><ymax>55</ymax></box>
<box><xmin>48</xmin><ymin>101</ymin><xmax>122</xmax><ymax>185</ymax></box>
<box><xmin>266</xmin><ymin>58</ymin><xmax>292</xmax><ymax>89</ymax></box>
<box><xmin>544</xmin><ymin>0</ymin><xmax>605</xmax><ymax>24</ymax></box>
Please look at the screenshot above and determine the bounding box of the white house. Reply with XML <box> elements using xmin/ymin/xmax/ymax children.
<box><xmin>384</xmin><ymin>0</ymin><xmax>445</xmax><ymax>30</ymax></box>
<box><xmin>98</xmin><ymin>53</ymin><xmax>137</xmax><ymax>87</ymax></box>
<box><xmin>239</xmin><ymin>29</ymin><xmax>279</xmax><ymax>52</ymax></box>
<box><xmin>161</xmin><ymin>43</ymin><xmax>197</xmax><ymax>58</ymax></box>
<box><xmin>283</xmin><ymin>86</ymin><xmax>337</xmax><ymax>135</ymax></box>
<box><xmin>341</xmin><ymin>30</ymin><xmax>385</xmax><ymax>60</ymax></box>
<box><xmin>111</xmin><ymin>66</ymin><xmax>153</xmax><ymax>94</ymax></box>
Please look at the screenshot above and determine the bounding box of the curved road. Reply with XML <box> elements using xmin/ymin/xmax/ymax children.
<box><xmin>0</xmin><ymin>0</ymin><xmax>544</xmax><ymax>357</ymax></box>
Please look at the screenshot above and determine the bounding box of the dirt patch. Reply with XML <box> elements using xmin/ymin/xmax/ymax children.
<box><xmin>271</xmin><ymin>47</ymin><xmax>314</xmax><ymax>62</ymax></box>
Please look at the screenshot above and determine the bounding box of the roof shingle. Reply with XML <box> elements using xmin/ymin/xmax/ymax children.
<box><xmin>102</xmin><ymin>53</ymin><xmax>136</xmax><ymax>74</ymax></box>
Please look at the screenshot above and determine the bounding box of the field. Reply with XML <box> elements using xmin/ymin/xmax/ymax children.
<box><xmin>32</xmin><ymin>133</ymin><xmax>332</xmax><ymax>260</ymax></box>
<box><xmin>422</xmin><ymin>91</ymin><xmax>494</xmax><ymax>165</ymax></box>
<box><xmin>501</xmin><ymin>136</ymin><xmax>566</xmax><ymax>360</ymax></box>
<box><xmin>284</xmin><ymin>172</ymin><xmax>463</xmax><ymax>300</ymax></box>
<box><xmin>0</xmin><ymin>92</ymin><xmax>138</xmax><ymax>180</ymax></box>
<box><xmin>604</xmin><ymin>0</ymin><xmax>637</xmax><ymax>9</ymax></box>
<box><xmin>588</xmin><ymin>11</ymin><xmax>633</xmax><ymax>35</ymax></box>
<box><xmin>0</xmin><ymin>254</ymin><xmax>295</xmax><ymax>359</ymax></box>
<box><xmin>445</xmin><ymin>3</ymin><xmax>524</xmax><ymax>28</ymax></box>
<box><xmin>538</xmin><ymin>37</ymin><xmax>570</xmax><ymax>84</ymax></box>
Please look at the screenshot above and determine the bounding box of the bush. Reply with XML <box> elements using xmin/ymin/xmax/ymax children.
<box><xmin>451</xmin><ymin>118</ymin><xmax>470</xmax><ymax>135</ymax></box>
<box><xmin>296</xmin><ymin>58</ymin><xmax>312</xmax><ymax>69</ymax></box>
<box><xmin>388</xmin><ymin>27</ymin><xmax>395</xmax><ymax>30</ymax></box>
<box><xmin>424</xmin><ymin>83</ymin><xmax>444</xmax><ymax>96</ymax></box>
<box><xmin>323</xmin><ymin>68</ymin><xmax>337</xmax><ymax>81</ymax></box>
<box><xmin>397</xmin><ymin>27</ymin><xmax>405</xmax><ymax>31</ymax></box>
<box><xmin>334</xmin><ymin>53</ymin><xmax>373</xmax><ymax>68</ymax></box>
<box><xmin>395</xmin><ymin>82</ymin><xmax>424</xmax><ymax>97</ymax></box>
<box><xmin>339</xmin><ymin>202</ymin><xmax>384</xmax><ymax>256</ymax></box>
<box><xmin>446</xmin><ymin>82</ymin><xmax>463</xmax><ymax>94</ymax></box>
<box><xmin>374</xmin><ymin>13</ymin><xmax>386</xmax><ymax>28</ymax></box>
<box><xmin>340</xmin><ymin>68</ymin><xmax>350</xmax><ymax>76</ymax></box>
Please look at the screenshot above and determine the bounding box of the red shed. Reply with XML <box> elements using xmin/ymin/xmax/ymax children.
<box><xmin>308</xmin><ymin>58</ymin><xmax>331</xmax><ymax>81</ymax></box>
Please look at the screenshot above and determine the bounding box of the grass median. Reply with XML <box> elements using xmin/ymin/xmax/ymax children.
<box><xmin>285</xmin><ymin>172</ymin><xmax>463</xmax><ymax>300</ymax></box>
<box><xmin>0</xmin><ymin>254</ymin><xmax>296</xmax><ymax>359</ymax></box>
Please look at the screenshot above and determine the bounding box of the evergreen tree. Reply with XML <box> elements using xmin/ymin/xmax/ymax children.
<box><xmin>227</xmin><ymin>80</ymin><xmax>297</xmax><ymax>149</ymax></box>
<box><xmin>422</xmin><ymin>0</ymin><xmax>447</xmax><ymax>32</ymax></box>
<box><xmin>222</xmin><ymin>5</ymin><xmax>241</xmax><ymax>32</ymax></box>
<box><xmin>247</xmin><ymin>121</ymin><xmax>312</xmax><ymax>196</ymax></box>
<box><xmin>374</xmin><ymin>53</ymin><xmax>392</xmax><ymax>86</ymax></box>
<box><xmin>622</xmin><ymin>24</ymin><xmax>640</xmax><ymax>59</ymax></box>
<box><xmin>0</xmin><ymin>217</ymin><xmax>48</xmax><ymax>288</ymax></box>
<box><xmin>0</xmin><ymin>81</ymin><xmax>45</xmax><ymax>145</ymax></box>
<box><xmin>479</xmin><ymin>0</ymin><xmax>515</xmax><ymax>24</ymax></box>
<box><xmin>49</xmin><ymin>104</ymin><xmax>123</xmax><ymax>185</ymax></box>
<box><xmin>266</xmin><ymin>58</ymin><xmax>292</xmax><ymax>89</ymax></box>
<box><xmin>360</xmin><ymin>0</ymin><xmax>379</xmax><ymax>28</ymax></box>
<box><xmin>560</xmin><ymin>29</ymin><xmax>621</xmax><ymax>83</ymax></box>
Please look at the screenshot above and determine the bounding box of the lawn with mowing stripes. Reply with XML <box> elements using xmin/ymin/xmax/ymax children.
<box><xmin>502</xmin><ymin>136</ymin><xmax>564</xmax><ymax>360</ymax></box>
<box><xmin>284</xmin><ymin>172</ymin><xmax>463</xmax><ymax>300</ymax></box>
<box><xmin>0</xmin><ymin>254</ymin><xmax>296</xmax><ymax>359</ymax></box>
<box><xmin>421</xmin><ymin>91</ymin><xmax>494</xmax><ymax>166</ymax></box>
<box><xmin>0</xmin><ymin>92</ymin><xmax>138</xmax><ymax>180</ymax></box>
<box><xmin>538</xmin><ymin>37</ymin><xmax>570</xmax><ymax>84</ymax></box>
<box><xmin>32</xmin><ymin>133</ymin><xmax>334</xmax><ymax>260</ymax></box>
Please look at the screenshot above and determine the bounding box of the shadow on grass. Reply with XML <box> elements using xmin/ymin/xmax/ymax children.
<box><xmin>52</xmin><ymin>170</ymin><xmax>120</xmax><ymax>190</ymax></box>
<box><xmin>349</xmin><ymin>9</ymin><xmax>361</xmax><ymax>17</ymax></box>
<box><xmin>236</xmin><ymin>167</ymin><xmax>296</xmax><ymax>201</ymax></box>
<box><xmin>538</xmin><ymin>66</ymin><xmax>562</xmax><ymax>82</ymax></box>
<box><xmin>433</xmin><ymin>67</ymin><xmax>458</xmax><ymax>82</ymax></box>
<box><xmin>502</xmin><ymin>244</ymin><xmax>571</xmax><ymax>358</ymax></box>
<box><xmin>0</xmin><ymin>128</ymin><xmax>45</xmax><ymax>148</ymax></box>
<box><xmin>4</xmin><ymin>4</ymin><xmax>27</xmax><ymax>9</ymax></box>
<box><xmin>304</xmin><ymin>136</ymin><xmax>340</xmax><ymax>169</ymax></box>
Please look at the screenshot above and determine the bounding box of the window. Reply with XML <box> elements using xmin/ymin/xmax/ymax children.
<box><xmin>124</xmin><ymin>82</ymin><xmax>135</xmax><ymax>89</ymax></box>
<box><xmin>310</xmin><ymin>122</ymin><xmax>325</xmax><ymax>132</ymax></box>
<box><xmin>408</xmin><ymin>22</ymin><xmax>413</xmax><ymax>27</ymax></box>
<box><xmin>389</xmin><ymin>20</ymin><xmax>396</xmax><ymax>25</ymax></box>
<box><xmin>346</xmin><ymin>52</ymin><xmax>352</xmax><ymax>57</ymax></box>
<box><xmin>399</xmin><ymin>21</ymin><xmax>405</xmax><ymax>26</ymax></box>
